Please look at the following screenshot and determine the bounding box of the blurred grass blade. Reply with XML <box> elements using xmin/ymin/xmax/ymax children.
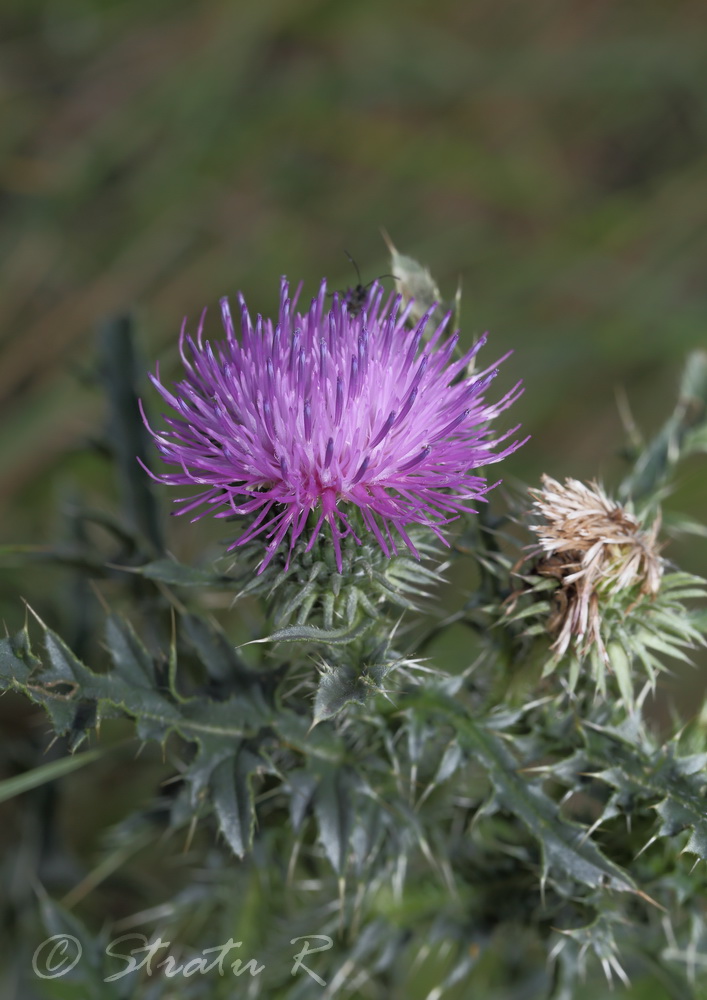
<box><xmin>0</xmin><ymin>747</ymin><xmax>104</xmax><ymax>804</ymax></box>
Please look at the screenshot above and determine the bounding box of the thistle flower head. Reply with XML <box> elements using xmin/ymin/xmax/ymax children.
<box><xmin>528</xmin><ymin>475</ymin><xmax>663</xmax><ymax>660</ymax></box>
<box><xmin>143</xmin><ymin>278</ymin><xmax>523</xmax><ymax>571</ymax></box>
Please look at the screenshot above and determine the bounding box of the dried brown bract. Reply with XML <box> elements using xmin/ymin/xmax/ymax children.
<box><xmin>528</xmin><ymin>476</ymin><xmax>663</xmax><ymax>662</ymax></box>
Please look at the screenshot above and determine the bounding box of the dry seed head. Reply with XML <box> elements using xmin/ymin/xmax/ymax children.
<box><xmin>528</xmin><ymin>475</ymin><xmax>663</xmax><ymax>661</ymax></box>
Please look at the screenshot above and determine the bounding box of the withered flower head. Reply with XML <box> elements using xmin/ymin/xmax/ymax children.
<box><xmin>528</xmin><ymin>475</ymin><xmax>663</xmax><ymax>661</ymax></box>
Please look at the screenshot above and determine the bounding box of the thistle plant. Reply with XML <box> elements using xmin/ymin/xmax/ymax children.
<box><xmin>1</xmin><ymin>247</ymin><xmax>707</xmax><ymax>1000</ymax></box>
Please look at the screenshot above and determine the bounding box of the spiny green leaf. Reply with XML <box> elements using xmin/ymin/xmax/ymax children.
<box><xmin>39</xmin><ymin>624</ymin><xmax>182</xmax><ymax>733</ymax></box>
<box><xmin>264</xmin><ymin>711</ymin><xmax>345</xmax><ymax>764</ymax></box>
<box><xmin>177</xmin><ymin>691</ymin><xmax>270</xmax><ymax>740</ymax></box>
<box><xmin>181</xmin><ymin>613</ymin><xmax>257</xmax><ymax>685</ymax></box>
<box><xmin>350</xmin><ymin>800</ymin><xmax>385</xmax><ymax>875</ymax></box>
<box><xmin>287</xmin><ymin>769</ymin><xmax>318</xmax><ymax>833</ymax></box>
<box><xmin>314</xmin><ymin>765</ymin><xmax>356</xmax><ymax>876</ymax></box>
<box><xmin>2</xmin><ymin>616</ymin><xmax>270</xmax><ymax>749</ymax></box>
<box><xmin>210</xmin><ymin>750</ymin><xmax>258</xmax><ymax>858</ymax></box>
<box><xmin>588</xmin><ymin>725</ymin><xmax>707</xmax><ymax>862</ymax></box>
<box><xmin>607</xmin><ymin>642</ymin><xmax>635</xmax><ymax>707</ymax></box>
<box><xmin>105</xmin><ymin>614</ymin><xmax>154</xmax><ymax>688</ymax></box>
<box><xmin>420</xmin><ymin>691</ymin><xmax>637</xmax><ymax>894</ymax></box>
<box><xmin>313</xmin><ymin>668</ymin><xmax>370</xmax><ymax>724</ymax></box>
<box><xmin>271</xmin><ymin>563</ymin><xmax>324</xmax><ymax>626</ymax></box>
<box><xmin>134</xmin><ymin>558</ymin><xmax>231</xmax><ymax>587</ymax></box>
<box><xmin>0</xmin><ymin>628</ymin><xmax>36</xmax><ymax>685</ymax></box>
<box><xmin>251</xmin><ymin>618</ymin><xmax>374</xmax><ymax>645</ymax></box>
<box><xmin>435</xmin><ymin>742</ymin><xmax>465</xmax><ymax>784</ymax></box>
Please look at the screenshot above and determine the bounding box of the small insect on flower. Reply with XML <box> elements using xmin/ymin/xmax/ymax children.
<box><xmin>528</xmin><ymin>475</ymin><xmax>664</xmax><ymax>661</ymax></box>
<box><xmin>335</xmin><ymin>251</ymin><xmax>396</xmax><ymax>318</ymax></box>
<box><xmin>142</xmin><ymin>277</ymin><xmax>524</xmax><ymax>573</ymax></box>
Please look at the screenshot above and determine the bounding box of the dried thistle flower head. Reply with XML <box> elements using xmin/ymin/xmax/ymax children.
<box><xmin>528</xmin><ymin>475</ymin><xmax>663</xmax><ymax>662</ymax></box>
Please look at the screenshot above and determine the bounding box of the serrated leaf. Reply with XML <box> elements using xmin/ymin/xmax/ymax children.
<box><xmin>0</xmin><ymin>615</ymin><xmax>280</xmax><ymax>864</ymax></box>
<box><xmin>313</xmin><ymin>668</ymin><xmax>369</xmax><ymax>724</ymax></box>
<box><xmin>252</xmin><ymin>618</ymin><xmax>374</xmax><ymax>645</ymax></box>
<box><xmin>607</xmin><ymin>642</ymin><xmax>635</xmax><ymax>707</ymax></box>
<box><xmin>275</xmin><ymin>711</ymin><xmax>346</xmax><ymax>764</ymax></box>
<box><xmin>350</xmin><ymin>800</ymin><xmax>385</xmax><ymax>875</ymax></box>
<box><xmin>314</xmin><ymin>765</ymin><xmax>355</xmax><ymax>875</ymax></box>
<box><xmin>41</xmin><ymin>629</ymin><xmax>84</xmax><ymax>684</ymax></box>
<box><xmin>178</xmin><ymin>691</ymin><xmax>269</xmax><ymax>739</ymax></box>
<box><xmin>37</xmin><ymin>895</ymin><xmax>121</xmax><ymax>996</ymax></box>
<box><xmin>589</xmin><ymin>726</ymin><xmax>707</xmax><ymax>862</ymax></box>
<box><xmin>2</xmin><ymin>616</ymin><xmax>270</xmax><ymax>749</ymax></box>
<box><xmin>210</xmin><ymin>750</ymin><xmax>257</xmax><ymax>857</ymax></box>
<box><xmin>181</xmin><ymin>613</ymin><xmax>256</xmax><ymax>684</ymax></box>
<box><xmin>0</xmin><ymin>628</ymin><xmax>36</xmax><ymax>685</ymax></box>
<box><xmin>105</xmin><ymin>614</ymin><xmax>154</xmax><ymax>687</ymax></box>
<box><xmin>288</xmin><ymin>769</ymin><xmax>318</xmax><ymax>833</ymax></box>
<box><xmin>39</xmin><ymin>624</ymin><xmax>182</xmax><ymax>735</ymax></box>
<box><xmin>135</xmin><ymin>558</ymin><xmax>230</xmax><ymax>586</ymax></box>
<box><xmin>656</xmin><ymin>796</ymin><xmax>707</xmax><ymax>856</ymax></box>
<box><xmin>422</xmin><ymin>691</ymin><xmax>637</xmax><ymax>893</ymax></box>
<box><xmin>435</xmin><ymin>741</ymin><xmax>465</xmax><ymax>785</ymax></box>
<box><xmin>506</xmin><ymin>602</ymin><xmax>551</xmax><ymax>623</ymax></box>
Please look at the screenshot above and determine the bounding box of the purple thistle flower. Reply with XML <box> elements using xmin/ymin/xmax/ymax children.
<box><xmin>142</xmin><ymin>278</ymin><xmax>524</xmax><ymax>572</ymax></box>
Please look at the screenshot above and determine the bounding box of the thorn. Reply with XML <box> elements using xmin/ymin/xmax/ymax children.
<box><xmin>633</xmin><ymin>886</ymin><xmax>667</xmax><ymax>912</ymax></box>
<box><xmin>634</xmin><ymin>835</ymin><xmax>657</xmax><ymax>859</ymax></box>
<box><xmin>615</xmin><ymin>384</ymin><xmax>643</xmax><ymax>451</ymax></box>
<box><xmin>338</xmin><ymin>876</ymin><xmax>346</xmax><ymax>938</ymax></box>
<box><xmin>89</xmin><ymin>579</ymin><xmax>110</xmax><ymax>614</ymax></box>
<box><xmin>286</xmin><ymin>836</ymin><xmax>302</xmax><ymax>887</ymax></box>
<box><xmin>578</xmin><ymin>814</ymin><xmax>605</xmax><ymax>846</ymax></box>
<box><xmin>160</xmin><ymin>773</ymin><xmax>184</xmax><ymax>787</ymax></box>
<box><xmin>380</xmin><ymin>227</ymin><xmax>396</xmax><ymax>254</ymax></box>
<box><xmin>184</xmin><ymin>812</ymin><xmax>198</xmax><ymax>854</ymax></box>
<box><xmin>23</xmin><ymin>601</ymin><xmax>48</xmax><ymax>629</ymax></box>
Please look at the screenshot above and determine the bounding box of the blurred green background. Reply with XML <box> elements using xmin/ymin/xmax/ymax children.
<box><xmin>0</xmin><ymin>1</ymin><xmax>705</xmax><ymax>996</ymax></box>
